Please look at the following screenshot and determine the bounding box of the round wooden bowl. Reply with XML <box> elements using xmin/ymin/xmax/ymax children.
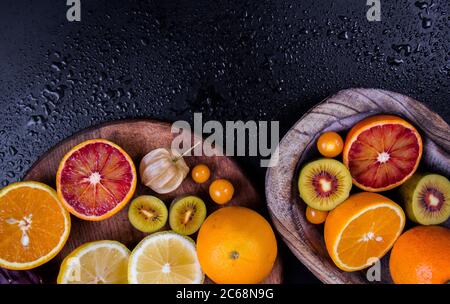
<box><xmin>265</xmin><ymin>88</ymin><xmax>450</xmax><ymax>284</ymax></box>
<box><xmin>23</xmin><ymin>119</ymin><xmax>283</xmax><ymax>284</ymax></box>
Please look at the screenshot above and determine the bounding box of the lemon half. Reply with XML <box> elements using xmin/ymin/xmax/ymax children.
<box><xmin>57</xmin><ymin>240</ymin><xmax>130</xmax><ymax>284</ymax></box>
<box><xmin>128</xmin><ymin>232</ymin><xmax>203</xmax><ymax>284</ymax></box>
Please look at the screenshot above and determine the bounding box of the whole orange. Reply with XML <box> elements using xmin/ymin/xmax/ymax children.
<box><xmin>196</xmin><ymin>206</ymin><xmax>277</xmax><ymax>284</ymax></box>
<box><xmin>389</xmin><ymin>226</ymin><xmax>450</xmax><ymax>284</ymax></box>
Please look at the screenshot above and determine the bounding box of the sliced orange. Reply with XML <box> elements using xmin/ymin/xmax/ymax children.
<box><xmin>0</xmin><ymin>181</ymin><xmax>71</xmax><ymax>270</ymax></box>
<box><xmin>343</xmin><ymin>115</ymin><xmax>422</xmax><ymax>192</ymax></box>
<box><xmin>324</xmin><ymin>192</ymin><xmax>405</xmax><ymax>272</ymax></box>
<box><xmin>56</xmin><ymin>139</ymin><xmax>137</xmax><ymax>221</ymax></box>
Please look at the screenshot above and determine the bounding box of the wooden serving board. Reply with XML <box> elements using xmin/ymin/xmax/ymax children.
<box><xmin>24</xmin><ymin>119</ymin><xmax>283</xmax><ymax>284</ymax></box>
<box><xmin>265</xmin><ymin>88</ymin><xmax>450</xmax><ymax>284</ymax></box>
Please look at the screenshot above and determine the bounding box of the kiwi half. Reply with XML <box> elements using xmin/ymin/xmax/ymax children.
<box><xmin>400</xmin><ymin>173</ymin><xmax>450</xmax><ymax>225</ymax></box>
<box><xmin>298</xmin><ymin>159</ymin><xmax>352</xmax><ymax>211</ymax></box>
<box><xmin>169</xmin><ymin>196</ymin><xmax>207</xmax><ymax>235</ymax></box>
<box><xmin>128</xmin><ymin>196</ymin><xmax>168</xmax><ymax>233</ymax></box>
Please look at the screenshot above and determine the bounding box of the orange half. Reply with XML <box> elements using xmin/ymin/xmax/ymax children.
<box><xmin>0</xmin><ymin>181</ymin><xmax>71</xmax><ymax>270</ymax></box>
<box><xmin>56</xmin><ymin>139</ymin><xmax>137</xmax><ymax>221</ymax></box>
<box><xmin>343</xmin><ymin>115</ymin><xmax>422</xmax><ymax>192</ymax></box>
<box><xmin>324</xmin><ymin>192</ymin><xmax>405</xmax><ymax>272</ymax></box>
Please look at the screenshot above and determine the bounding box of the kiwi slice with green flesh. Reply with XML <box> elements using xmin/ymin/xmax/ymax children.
<box><xmin>298</xmin><ymin>159</ymin><xmax>352</xmax><ymax>211</ymax></box>
<box><xmin>169</xmin><ymin>196</ymin><xmax>207</xmax><ymax>235</ymax></box>
<box><xmin>400</xmin><ymin>173</ymin><xmax>450</xmax><ymax>225</ymax></box>
<box><xmin>128</xmin><ymin>196</ymin><xmax>168</xmax><ymax>233</ymax></box>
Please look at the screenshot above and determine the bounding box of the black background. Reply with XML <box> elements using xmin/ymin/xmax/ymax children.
<box><xmin>0</xmin><ymin>0</ymin><xmax>449</xmax><ymax>283</ymax></box>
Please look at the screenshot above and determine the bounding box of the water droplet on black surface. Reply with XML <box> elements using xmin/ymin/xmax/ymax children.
<box><xmin>421</xmin><ymin>17</ymin><xmax>433</xmax><ymax>29</ymax></box>
<box><xmin>140</xmin><ymin>38</ymin><xmax>149</xmax><ymax>46</ymax></box>
<box><xmin>337</xmin><ymin>31</ymin><xmax>349</xmax><ymax>40</ymax></box>
<box><xmin>8</xmin><ymin>146</ymin><xmax>18</xmax><ymax>156</ymax></box>
<box><xmin>26</xmin><ymin>115</ymin><xmax>46</xmax><ymax>127</ymax></box>
<box><xmin>415</xmin><ymin>1</ymin><xmax>428</xmax><ymax>10</ymax></box>
<box><xmin>387</xmin><ymin>57</ymin><xmax>404</xmax><ymax>66</ymax></box>
<box><xmin>392</xmin><ymin>44</ymin><xmax>412</xmax><ymax>56</ymax></box>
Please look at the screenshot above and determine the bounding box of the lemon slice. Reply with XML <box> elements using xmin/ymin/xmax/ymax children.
<box><xmin>128</xmin><ymin>232</ymin><xmax>204</xmax><ymax>284</ymax></box>
<box><xmin>57</xmin><ymin>240</ymin><xmax>130</xmax><ymax>284</ymax></box>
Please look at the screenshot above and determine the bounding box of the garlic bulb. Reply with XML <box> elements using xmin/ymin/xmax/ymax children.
<box><xmin>139</xmin><ymin>148</ymin><xmax>189</xmax><ymax>194</ymax></box>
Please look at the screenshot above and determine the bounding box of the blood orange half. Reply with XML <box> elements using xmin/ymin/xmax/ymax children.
<box><xmin>343</xmin><ymin>115</ymin><xmax>422</xmax><ymax>192</ymax></box>
<box><xmin>56</xmin><ymin>139</ymin><xmax>137</xmax><ymax>221</ymax></box>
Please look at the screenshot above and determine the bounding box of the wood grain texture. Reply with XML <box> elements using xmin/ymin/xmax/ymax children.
<box><xmin>265</xmin><ymin>88</ymin><xmax>450</xmax><ymax>284</ymax></box>
<box><xmin>24</xmin><ymin>119</ymin><xmax>283</xmax><ymax>284</ymax></box>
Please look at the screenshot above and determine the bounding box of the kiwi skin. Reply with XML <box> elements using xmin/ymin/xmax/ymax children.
<box><xmin>128</xmin><ymin>196</ymin><xmax>168</xmax><ymax>233</ymax></box>
<box><xmin>169</xmin><ymin>196</ymin><xmax>207</xmax><ymax>236</ymax></box>
<box><xmin>400</xmin><ymin>173</ymin><xmax>450</xmax><ymax>225</ymax></box>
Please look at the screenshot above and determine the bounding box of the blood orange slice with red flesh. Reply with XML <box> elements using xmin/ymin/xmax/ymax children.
<box><xmin>56</xmin><ymin>139</ymin><xmax>137</xmax><ymax>221</ymax></box>
<box><xmin>343</xmin><ymin>115</ymin><xmax>423</xmax><ymax>192</ymax></box>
